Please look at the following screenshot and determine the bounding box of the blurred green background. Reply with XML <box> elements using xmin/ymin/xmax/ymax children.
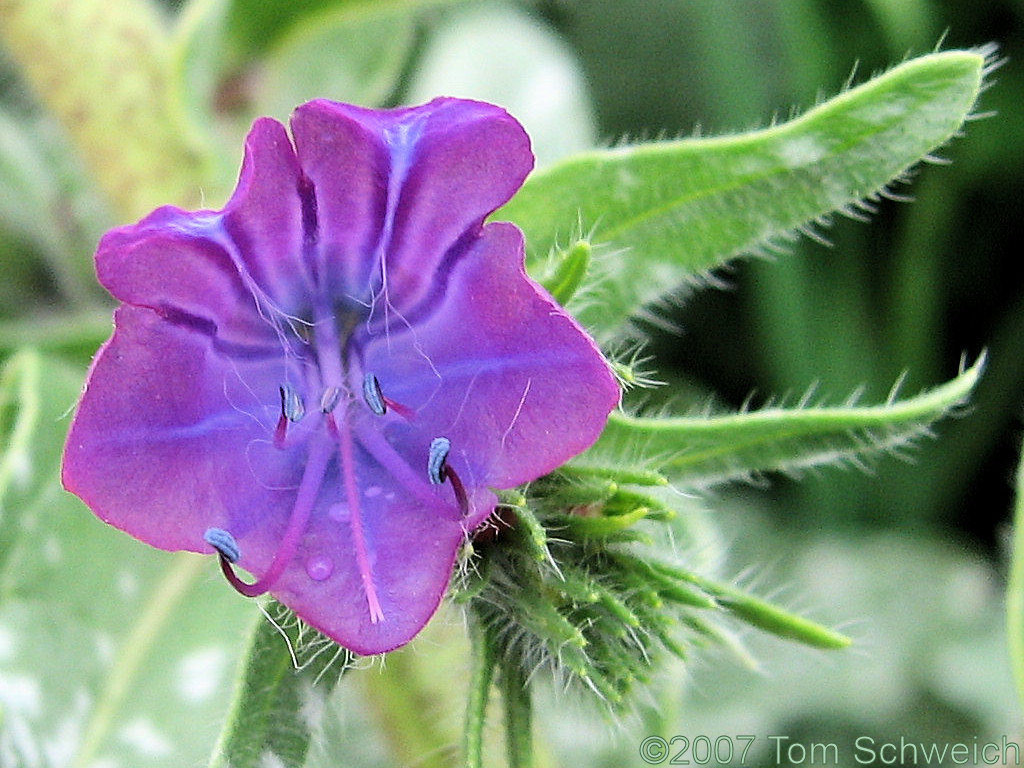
<box><xmin>2</xmin><ymin>0</ymin><xmax>1023</xmax><ymax>765</ymax></box>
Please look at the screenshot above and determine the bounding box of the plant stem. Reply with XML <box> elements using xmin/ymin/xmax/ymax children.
<box><xmin>463</xmin><ymin>616</ymin><xmax>497</xmax><ymax>768</ymax></box>
<box><xmin>500</xmin><ymin>656</ymin><xmax>533</xmax><ymax>768</ymax></box>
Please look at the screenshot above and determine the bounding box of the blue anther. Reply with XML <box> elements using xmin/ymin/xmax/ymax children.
<box><xmin>204</xmin><ymin>528</ymin><xmax>241</xmax><ymax>563</ymax></box>
<box><xmin>320</xmin><ymin>386</ymin><xmax>342</xmax><ymax>413</ymax></box>
<box><xmin>279</xmin><ymin>383</ymin><xmax>305</xmax><ymax>422</ymax></box>
<box><xmin>428</xmin><ymin>437</ymin><xmax>451</xmax><ymax>485</ymax></box>
<box><xmin>362</xmin><ymin>372</ymin><xmax>387</xmax><ymax>416</ymax></box>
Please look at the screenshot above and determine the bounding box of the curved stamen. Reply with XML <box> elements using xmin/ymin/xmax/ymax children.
<box><xmin>428</xmin><ymin>436</ymin><xmax>469</xmax><ymax>517</ymax></box>
<box><xmin>362</xmin><ymin>371</ymin><xmax>415</xmax><ymax>421</ymax></box>
<box><xmin>362</xmin><ymin>372</ymin><xmax>386</xmax><ymax>415</ymax></box>
<box><xmin>427</xmin><ymin>437</ymin><xmax>450</xmax><ymax>485</ymax></box>
<box><xmin>275</xmin><ymin>383</ymin><xmax>305</xmax><ymax>448</ymax></box>
<box><xmin>206</xmin><ymin>436</ymin><xmax>333</xmax><ymax>598</ymax></box>
<box><xmin>446</xmin><ymin>466</ymin><xmax>470</xmax><ymax>518</ymax></box>
<box><xmin>204</xmin><ymin>527</ymin><xmax>240</xmax><ymax>562</ymax></box>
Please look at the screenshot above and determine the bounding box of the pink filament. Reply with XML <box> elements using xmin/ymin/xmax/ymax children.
<box><xmin>218</xmin><ymin>435</ymin><xmax>333</xmax><ymax>598</ymax></box>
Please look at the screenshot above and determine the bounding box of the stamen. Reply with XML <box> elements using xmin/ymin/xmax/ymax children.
<box><xmin>362</xmin><ymin>372</ymin><xmax>386</xmax><ymax>415</ymax></box>
<box><xmin>336</xmin><ymin>407</ymin><xmax>386</xmax><ymax>623</ymax></box>
<box><xmin>275</xmin><ymin>383</ymin><xmax>305</xmax><ymax>448</ymax></box>
<box><xmin>280</xmin><ymin>383</ymin><xmax>305</xmax><ymax>421</ymax></box>
<box><xmin>320</xmin><ymin>386</ymin><xmax>342</xmax><ymax>413</ymax></box>
<box><xmin>428</xmin><ymin>436</ymin><xmax>469</xmax><ymax>516</ymax></box>
<box><xmin>447</xmin><ymin>466</ymin><xmax>470</xmax><ymax>517</ymax></box>
<box><xmin>428</xmin><ymin>437</ymin><xmax>451</xmax><ymax>485</ymax></box>
<box><xmin>382</xmin><ymin>395</ymin><xmax>415</xmax><ymax>421</ymax></box>
<box><xmin>362</xmin><ymin>371</ymin><xmax>416</xmax><ymax>421</ymax></box>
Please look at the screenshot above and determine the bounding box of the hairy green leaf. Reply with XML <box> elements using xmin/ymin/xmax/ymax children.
<box><xmin>501</xmin><ymin>50</ymin><xmax>991</xmax><ymax>340</ymax></box>
<box><xmin>576</xmin><ymin>356</ymin><xmax>984</xmax><ymax>486</ymax></box>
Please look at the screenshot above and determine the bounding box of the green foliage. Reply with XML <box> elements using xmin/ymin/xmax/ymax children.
<box><xmin>1007</xmin><ymin>437</ymin><xmax>1024</xmax><ymax>711</ymax></box>
<box><xmin>578</xmin><ymin>357</ymin><xmax>984</xmax><ymax>486</ymax></box>
<box><xmin>0</xmin><ymin>111</ymin><xmax>109</xmax><ymax>308</ymax></box>
<box><xmin>0</xmin><ymin>0</ymin><xmax>218</xmax><ymax>219</ymax></box>
<box><xmin>454</xmin><ymin>480</ymin><xmax>850</xmax><ymax>716</ymax></box>
<box><xmin>170</xmin><ymin>0</ymin><xmax>457</xmax><ymax>203</ymax></box>
<box><xmin>502</xmin><ymin>50</ymin><xmax>990</xmax><ymax>342</ymax></box>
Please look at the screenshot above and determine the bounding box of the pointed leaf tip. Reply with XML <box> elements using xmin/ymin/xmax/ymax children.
<box><xmin>578</xmin><ymin>356</ymin><xmax>984</xmax><ymax>486</ymax></box>
<box><xmin>502</xmin><ymin>50</ymin><xmax>991</xmax><ymax>341</ymax></box>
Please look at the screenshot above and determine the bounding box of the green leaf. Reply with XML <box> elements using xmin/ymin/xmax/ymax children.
<box><xmin>167</xmin><ymin>0</ymin><xmax>238</xmax><ymax>204</ymax></box>
<box><xmin>218</xmin><ymin>0</ymin><xmax>430</xmax><ymax>61</ymax></box>
<box><xmin>500</xmin><ymin>50</ymin><xmax>991</xmax><ymax>341</ymax></box>
<box><xmin>0</xmin><ymin>350</ymin><xmax>256</xmax><ymax>767</ymax></box>
<box><xmin>576</xmin><ymin>356</ymin><xmax>984</xmax><ymax>486</ymax></box>
<box><xmin>1006</xmin><ymin>433</ymin><xmax>1024</xmax><ymax>711</ymax></box>
<box><xmin>662</xmin><ymin>566</ymin><xmax>851</xmax><ymax>650</ymax></box>
<box><xmin>168</xmin><ymin>0</ymin><xmax>455</xmax><ymax>202</ymax></box>
<box><xmin>208</xmin><ymin>603</ymin><xmax>352</xmax><ymax>768</ymax></box>
<box><xmin>0</xmin><ymin>310</ymin><xmax>114</xmax><ymax>355</ymax></box>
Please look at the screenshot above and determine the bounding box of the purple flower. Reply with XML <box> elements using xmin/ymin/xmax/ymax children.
<box><xmin>62</xmin><ymin>98</ymin><xmax>619</xmax><ymax>654</ymax></box>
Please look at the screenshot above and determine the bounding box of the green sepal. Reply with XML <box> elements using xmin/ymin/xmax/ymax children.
<box><xmin>648</xmin><ymin>562</ymin><xmax>851</xmax><ymax>650</ymax></box>
<box><xmin>548</xmin><ymin>505</ymin><xmax>653</xmax><ymax>539</ymax></box>
<box><xmin>539</xmin><ymin>238</ymin><xmax>592</xmax><ymax>306</ymax></box>
<box><xmin>559</xmin><ymin>461</ymin><xmax>669</xmax><ymax>488</ymax></box>
<box><xmin>613</xmin><ymin>554</ymin><xmax>718</xmax><ymax>610</ymax></box>
<box><xmin>508</xmin><ymin>503</ymin><xmax>550</xmax><ymax>563</ymax></box>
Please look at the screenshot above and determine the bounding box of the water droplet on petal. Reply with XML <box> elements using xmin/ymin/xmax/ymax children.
<box><xmin>306</xmin><ymin>556</ymin><xmax>334</xmax><ymax>581</ymax></box>
<box><xmin>329</xmin><ymin>503</ymin><xmax>349</xmax><ymax>522</ymax></box>
<box><xmin>365</xmin><ymin>485</ymin><xmax>382</xmax><ymax>498</ymax></box>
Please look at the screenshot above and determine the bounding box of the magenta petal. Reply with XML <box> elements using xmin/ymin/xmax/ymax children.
<box><xmin>361</xmin><ymin>222</ymin><xmax>620</xmax><ymax>489</ymax></box>
<box><xmin>222</xmin><ymin>118</ymin><xmax>310</xmax><ymax>314</ymax></box>
<box><xmin>96</xmin><ymin>217</ymin><xmax>280</xmax><ymax>354</ymax></box>
<box><xmin>62</xmin><ymin>306</ymin><xmax>298</xmax><ymax>552</ymax></box>
<box><xmin>268</xmin><ymin>458</ymin><xmax>496</xmax><ymax>655</ymax></box>
<box><xmin>291</xmin><ymin>98</ymin><xmax>532</xmax><ymax>311</ymax></box>
<box><xmin>289</xmin><ymin>101</ymin><xmax>392</xmax><ymax>304</ymax></box>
